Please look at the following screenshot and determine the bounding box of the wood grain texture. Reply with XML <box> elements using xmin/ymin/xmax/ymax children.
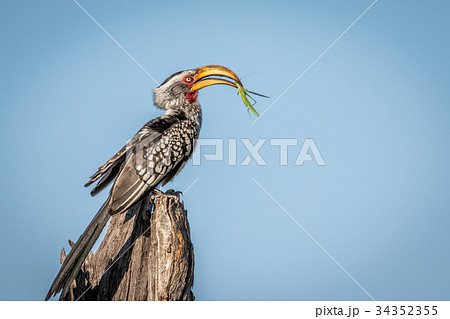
<box><xmin>61</xmin><ymin>191</ymin><xmax>194</xmax><ymax>301</ymax></box>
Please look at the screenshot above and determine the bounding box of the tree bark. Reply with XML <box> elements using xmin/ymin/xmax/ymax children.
<box><xmin>61</xmin><ymin>190</ymin><xmax>195</xmax><ymax>301</ymax></box>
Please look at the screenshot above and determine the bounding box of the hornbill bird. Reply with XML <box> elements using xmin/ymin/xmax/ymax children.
<box><xmin>46</xmin><ymin>65</ymin><xmax>242</xmax><ymax>300</ymax></box>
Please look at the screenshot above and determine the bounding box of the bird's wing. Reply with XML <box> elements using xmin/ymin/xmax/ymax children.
<box><xmin>109</xmin><ymin>119</ymin><xmax>197</xmax><ymax>214</ymax></box>
<box><xmin>84</xmin><ymin>133</ymin><xmax>145</xmax><ymax>196</ymax></box>
<box><xmin>160</xmin><ymin>134</ymin><xmax>197</xmax><ymax>186</ymax></box>
<box><xmin>84</xmin><ymin>113</ymin><xmax>187</xmax><ymax>197</ymax></box>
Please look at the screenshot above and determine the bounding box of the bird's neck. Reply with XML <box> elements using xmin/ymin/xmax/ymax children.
<box><xmin>165</xmin><ymin>102</ymin><xmax>202</xmax><ymax>128</ymax></box>
<box><xmin>184</xmin><ymin>101</ymin><xmax>202</xmax><ymax>123</ymax></box>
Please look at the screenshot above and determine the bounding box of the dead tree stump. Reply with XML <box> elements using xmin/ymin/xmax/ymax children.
<box><xmin>61</xmin><ymin>191</ymin><xmax>195</xmax><ymax>301</ymax></box>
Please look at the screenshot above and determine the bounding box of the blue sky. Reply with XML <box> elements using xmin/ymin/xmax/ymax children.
<box><xmin>1</xmin><ymin>0</ymin><xmax>449</xmax><ymax>300</ymax></box>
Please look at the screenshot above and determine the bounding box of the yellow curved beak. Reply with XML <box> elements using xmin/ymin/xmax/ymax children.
<box><xmin>190</xmin><ymin>65</ymin><xmax>242</xmax><ymax>92</ymax></box>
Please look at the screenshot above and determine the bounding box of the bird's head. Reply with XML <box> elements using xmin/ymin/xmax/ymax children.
<box><xmin>153</xmin><ymin>65</ymin><xmax>242</xmax><ymax>111</ymax></box>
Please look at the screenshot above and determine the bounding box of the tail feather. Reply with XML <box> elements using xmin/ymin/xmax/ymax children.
<box><xmin>45</xmin><ymin>200</ymin><xmax>111</xmax><ymax>300</ymax></box>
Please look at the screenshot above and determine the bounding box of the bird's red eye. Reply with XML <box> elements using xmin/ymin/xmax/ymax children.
<box><xmin>183</xmin><ymin>76</ymin><xmax>194</xmax><ymax>84</ymax></box>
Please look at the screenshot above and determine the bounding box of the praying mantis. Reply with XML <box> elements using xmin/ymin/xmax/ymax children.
<box><xmin>235</xmin><ymin>82</ymin><xmax>269</xmax><ymax>117</ymax></box>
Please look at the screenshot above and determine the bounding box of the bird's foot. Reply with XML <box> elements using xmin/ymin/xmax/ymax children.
<box><xmin>150</xmin><ymin>189</ymin><xmax>182</xmax><ymax>201</ymax></box>
<box><xmin>164</xmin><ymin>189</ymin><xmax>183</xmax><ymax>201</ymax></box>
<box><xmin>151</xmin><ymin>188</ymin><xmax>164</xmax><ymax>196</ymax></box>
<box><xmin>150</xmin><ymin>188</ymin><xmax>163</xmax><ymax>202</ymax></box>
<box><xmin>166</xmin><ymin>189</ymin><xmax>183</xmax><ymax>197</ymax></box>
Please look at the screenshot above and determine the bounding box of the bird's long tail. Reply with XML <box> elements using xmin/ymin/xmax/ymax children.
<box><xmin>45</xmin><ymin>200</ymin><xmax>111</xmax><ymax>300</ymax></box>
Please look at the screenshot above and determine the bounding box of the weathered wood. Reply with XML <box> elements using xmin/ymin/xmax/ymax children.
<box><xmin>62</xmin><ymin>191</ymin><xmax>195</xmax><ymax>301</ymax></box>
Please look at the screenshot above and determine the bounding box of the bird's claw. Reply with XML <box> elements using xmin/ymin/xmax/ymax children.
<box><xmin>150</xmin><ymin>188</ymin><xmax>163</xmax><ymax>202</ymax></box>
<box><xmin>166</xmin><ymin>189</ymin><xmax>183</xmax><ymax>197</ymax></box>
<box><xmin>151</xmin><ymin>188</ymin><xmax>164</xmax><ymax>196</ymax></box>
<box><xmin>150</xmin><ymin>188</ymin><xmax>182</xmax><ymax>201</ymax></box>
<box><xmin>164</xmin><ymin>189</ymin><xmax>182</xmax><ymax>201</ymax></box>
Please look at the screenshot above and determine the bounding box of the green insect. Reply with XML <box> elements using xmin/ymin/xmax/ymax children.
<box><xmin>235</xmin><ymin>82</ymin><xmax>269</xmax><ymax>118</ymax></box>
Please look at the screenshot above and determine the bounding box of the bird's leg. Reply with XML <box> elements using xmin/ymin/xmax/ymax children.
<box><xmin>150</xmin><ymin>188</ymin><xmax>182</xmax><ymax>202</ymax></box>
<box><xmin>166</xmin><ymin>189</ymin><xmax>183</xmax><ymax>197</ymax></box>
<box><xmin>150</xmin><ymin>188</ymin><xmax>182</xmax><ymax>198</ymax></box>
<box><xmin>151</xmin><ymin>188</ymin><xmax>164</xmax><ymax>196</ymax></box>
<box><xmin>150</xmin><ymin>188</ymin><xmax>164</xmax><ymax>202</ymax></box>
<box><xmin>165</xmin><ymin>189</ymin><xmax>183</xmax><ymax>201</ymax></box>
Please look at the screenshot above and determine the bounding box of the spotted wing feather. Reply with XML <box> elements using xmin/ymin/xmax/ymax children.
<box><xmin>109</xmin><ymin>118</ymin><xmax>198</xmax><ymax>214</ymax></box>
<box><xmin>84</xmin><ymin>112</ymin><xmax>188</xmax><ymax>198</ymax></box>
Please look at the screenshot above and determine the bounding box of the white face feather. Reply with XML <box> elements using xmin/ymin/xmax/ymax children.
<box><xmin>153</xmin><ymin>70</ymin><xmax>196</xmax><ymax>110</ymax></box>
